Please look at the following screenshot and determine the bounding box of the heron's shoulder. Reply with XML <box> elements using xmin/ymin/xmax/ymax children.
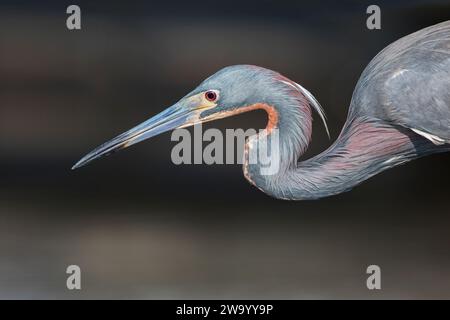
<box><xmin>350</xmin><ymin>21</ymin><xmax>450</xmax><ymax>142</ymax></box>
<box><xmin>356</xmin><ymin>20</ymin><xmax>450</xmax><ymax>89</ymax></box>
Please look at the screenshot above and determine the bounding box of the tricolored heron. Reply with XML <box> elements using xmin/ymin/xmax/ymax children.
<box><xmin>73</xmin><ymin>21</ymin><xmax>450</xmax><ymax>200</ymax></box>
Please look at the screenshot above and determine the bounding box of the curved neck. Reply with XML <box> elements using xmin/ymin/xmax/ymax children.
<box><xmin>244</xmin><ymin>101</ymin><xmax>441</xmax><ymax>200</ymax></box>
<box><xmin>281</xmin><ymin>118</ymin><xmax>433</xmax><ymax>200</ymax></box>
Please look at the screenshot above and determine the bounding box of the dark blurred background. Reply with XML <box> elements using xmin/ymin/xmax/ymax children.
<box><xmin>0</xmin><ymin>0</ymin><xmax>450</xmax><ymax>299</ymax></box>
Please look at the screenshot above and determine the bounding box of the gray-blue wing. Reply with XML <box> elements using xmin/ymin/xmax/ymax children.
<box><xmin>350</xmin><ymin>21</ymin><xmax>450</xmax><ymax>143</ymax></box>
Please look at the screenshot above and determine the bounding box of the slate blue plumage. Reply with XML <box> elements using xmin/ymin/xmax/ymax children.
<box><xmin>73</xmin><ymin>21</ymin><xmax>450</xmax><ymax>200</ymax></box>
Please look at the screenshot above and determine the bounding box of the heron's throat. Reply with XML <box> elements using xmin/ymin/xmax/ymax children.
<box><xmin>219</xmin><ymin>103</ymin><xmax>279</xmax><ymax>132</ymax></box>
<box><xmin>251</xmin><ymin>103</ymin><xmax>279</xmax><ymax>132</ymax></box>
<box><xmin>243</xmin><ymin>97</ymin><xmax>314</xmax><ymax>192</ymax></box>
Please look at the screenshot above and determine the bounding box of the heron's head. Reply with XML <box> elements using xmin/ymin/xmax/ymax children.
<box><xmin>72</xmin><ymin>65</ymin><xmax>321</xmax><ymax>169</ymax></box>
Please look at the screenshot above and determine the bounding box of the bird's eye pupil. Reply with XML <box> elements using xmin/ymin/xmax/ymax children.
<box><xmin>205</xmin><ymin>91</ymin><xmax>217</xmax><ymax>102</ymax></box>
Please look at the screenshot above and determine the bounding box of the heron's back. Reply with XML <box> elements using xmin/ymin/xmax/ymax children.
<box><xmin>350</xmin><ymin>20</ymin><xmax>450</xmax><ymax>142</ymax></box>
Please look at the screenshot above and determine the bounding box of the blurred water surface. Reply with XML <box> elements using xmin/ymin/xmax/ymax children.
<box><xmin>0</xmin><ymin>0</ymin><xmax>450</xmax><ymax>298</ymax></box>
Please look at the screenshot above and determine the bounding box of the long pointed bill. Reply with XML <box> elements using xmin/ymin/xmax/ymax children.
<box><xmin>72</xmin><ymin>103</ymin><xmax>195</xmax><ymax>169</ymax></box>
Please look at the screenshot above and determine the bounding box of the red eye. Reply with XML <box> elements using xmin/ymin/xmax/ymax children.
<box><xmin>205</xmin><ymin>90</ymin><xmax>217</xmax><ymax>102</ymax></box>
